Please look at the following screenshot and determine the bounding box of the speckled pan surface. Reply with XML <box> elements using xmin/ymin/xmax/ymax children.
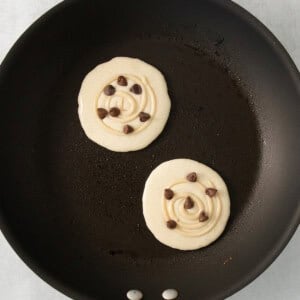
<box><xmin>0</xmin><ymin>0</ymin><xmax>299</xmax><ymax>299</ymax></box>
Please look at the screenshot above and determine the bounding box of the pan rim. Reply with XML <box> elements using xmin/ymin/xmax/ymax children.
<box><xmin>0</xmin><ymin>0</ymin><xmax>299</xmax><ymax>299</ymax></box>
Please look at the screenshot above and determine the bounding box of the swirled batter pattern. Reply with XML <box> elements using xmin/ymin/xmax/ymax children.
<box><xmin>78</xmin><ymin>57</ymin><xmax>171</xmax><ymax>152</ymax></box>
<box><xmin>142</xmin><ymin>159</ymin><xmax>230</xmax><ymax>250</ymax></box>
<box><xmin>97</xmin><ymin>75</ymin><xmax>156</xmax><ymax>135</ymax></box>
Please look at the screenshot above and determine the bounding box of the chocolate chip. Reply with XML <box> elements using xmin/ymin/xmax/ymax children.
<box><xmin>199</xmin><ymin>211</ymin><xmax>209</xmax><ymax>222</ymax></box>
<box><xmin>130</xmin><ymin>84</ymin><xmax>142</xmax><ymax>94</ymax></box>
<box><xmin>164</xmin><ymin>188</ymin><xmax>174</xmax><ymax>200</ymax></box>
<box><xmin>117</xmin><ymin>75</ymin><xmax>128</xmax><ymax>86</ymax></box>
<box><xmin>166</xmin><ymin>220</ymin><xmax>177</xmax><ymax>229</ymax></box>
<box><xmin>97</xmin><ymin>108</ymin><xmax>108</xmax><ymax>119</ymax></box>
<box><xmin>109</xmin><ymin>107</ymin><xmax>120</xmax><ymax>117</ymax></box>
<box><xmin>139</xmin><ymin>112</ymin><xmax>151</xmax><ymax>122</ymax></box>
<box><xmin>123</xmin><ymin>125</ymin><xmax>134</xmax><ymax>134</ymax></box>
<box><xmin>186</xmin><ymin>172</ymin><xmax>197</xmax><ymax>182</ymax></box>
<box><xmin>104</xmin><ymin>85</ymin><xmax>116</xmax><ymax>96</ymax></box>
<box><xmin>184</xmin><ymin>196</ymin><xmax>194</xmax><ymax>209</ymax></box>
<box><xmin>206</xmin><ymin>188</ymin><xmax>217</xmax><ymax>197</ymax></box>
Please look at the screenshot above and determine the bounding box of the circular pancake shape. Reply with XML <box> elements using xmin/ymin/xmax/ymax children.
<box><xmin>78</xmin><ymin>57</ymin><xmax>171</xmax><ymax>152</ymax></box>
<box><xmin>143</xmin><ymin>159</ymin><xmax>230</xmax><ymax>250</ymax></box>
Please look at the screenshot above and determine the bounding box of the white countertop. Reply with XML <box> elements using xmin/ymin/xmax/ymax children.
<box><xmin>0</xmin><ymin>1</ymin><xmax>299</xmax><ymax>299</ymax></box>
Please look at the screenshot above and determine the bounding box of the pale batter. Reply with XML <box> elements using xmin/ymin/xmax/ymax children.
<box><xmin>78</xmin><ymin>57</ymin><xmax>171</xmax><ymax>152</ymax></box>
<box><xmin>142</xmin><ymin>159</ymin><xmax>230</xmax><ymax>250</ymax></box>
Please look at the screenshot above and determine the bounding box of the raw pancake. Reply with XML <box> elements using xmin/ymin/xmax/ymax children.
<box><xmin>143</xmin><ymin>159</ymin><xmax>230</xmax><ymax>250</ymax></box>
<box><xmin>78</xmin><ymin>57</ymin><xmax>171</xmax><ymax>152</ymax></box>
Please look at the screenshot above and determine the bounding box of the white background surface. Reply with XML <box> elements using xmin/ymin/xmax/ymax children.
<box><xmin>0</xmin><ymin>1</ymin><xmax>299</xmax><ymax>299</ymax></box>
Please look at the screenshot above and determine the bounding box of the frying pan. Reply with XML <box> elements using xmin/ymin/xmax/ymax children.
<box><xmin>0</xmin><ymin>0</ymin><xmax>300</xmax><ymax>299</ymax></box>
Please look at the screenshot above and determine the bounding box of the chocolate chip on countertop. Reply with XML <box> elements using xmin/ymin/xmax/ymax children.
<box><xmin>206</xmin><ymin>188</ymin><xmax>217</xmax><ymax>197</ymax></box>
<box><xmin>117</xmin><ymin>75</ymin><xmax>128</xmax><ymax>86</ymax></box>
<box><xmin>164</xmin><ymin>188</ymin><xmax>174</xmax><ymax>200</ymax></box>
<box><xmin>104</xmin><ymin>85</ymin><xmax>116</xmax><ymax>96</ymax></box>
<box><xmin>97</xmin><ymin>108</ymin><xmax>108</xmax><ymax>119</ymax></box>
<box><xmin>199</xmin><ymin>211</ymin><xmax>209</xmax><ymax>222</ymax></box>
<box><xmin>166</xmin><ymin>220</ymin><xmax>177</xmax><ymax>229</ymax></box>
<box><xmin>123</xmin><ymin>125</ymin><xmax>134</xmax><ymax>134</ymax></box>
<box><xmin>184</xmin><ymin>196</ymin><xmax>194</xmax><ymax>209</ymax></box>
<box><xmin>139</xmin><ymin>112</ymin><xmax>151</xmax><ymax>122</ymax></box>
<box><xmin>109</xmin><ymin>107</ymin><xmax>121</xmax><ymax>117</ymax></box>
<box><xmin>186</xmin><ymin>172</ymin><xmax>197</xmax><ymax>182</ymax></box>
<box><xmin>130</xmin><ymin>84</ymin><xmax>142</xmax><ymax>94</ymax></box>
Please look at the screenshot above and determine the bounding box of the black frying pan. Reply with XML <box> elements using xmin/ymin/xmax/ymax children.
<box><xmin>0</xmin><ymin>0</ymin><xmax>300</xmax><ymax>299</ymax></box>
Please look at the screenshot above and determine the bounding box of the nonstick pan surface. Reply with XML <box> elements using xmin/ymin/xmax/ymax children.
<box><xmin>0</xmin><ymin>0</ymin><xmax>300</xmax><ymax>299</ymax></box>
